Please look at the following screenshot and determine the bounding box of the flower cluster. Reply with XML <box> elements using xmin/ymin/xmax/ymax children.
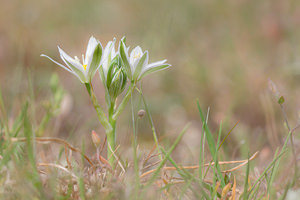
<box><xmin>42</xmin><ymin>36</ymin><xmax>171</xmax><ymax>99</ymax></box>
<box><xmin>41</xmin><ymin>36</ymin><xmax>171</xmax><ymax>169</ymax></box>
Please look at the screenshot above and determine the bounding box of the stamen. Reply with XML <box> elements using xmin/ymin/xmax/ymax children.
<box><xmin>74</xmin><ymin>56</ymin><xmax>80</xmax><ymax>62</ymax></box>
<box><xmin>133</xmin><ymin>52</ymin><xmax>141</xmax><ymax>59</ymax></box>
<box><xmin>83</xmin><ymin>64</ymin><xmax>87</xmax><ymax>70</ymax></box>
<box><xmin>82</xmin><ymin>54</ymin><xmax>85</xmax><ymax>64</ymax></box>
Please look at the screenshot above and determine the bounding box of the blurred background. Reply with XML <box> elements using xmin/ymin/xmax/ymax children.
<box><xmin>2</xmin><ymin>0</ymin><xmax>300</xmax><ymax>165</ymax></box>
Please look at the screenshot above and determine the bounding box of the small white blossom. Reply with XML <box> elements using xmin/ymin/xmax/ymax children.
<box><xmin>119</xmin><ymin>37</ymin><xmax>171</xmax><ymax>82</ymax></box>
<box><xmin>41</xmin><ymin>36</ymin><xmax>103</xmax><ymax>83</ymax></box>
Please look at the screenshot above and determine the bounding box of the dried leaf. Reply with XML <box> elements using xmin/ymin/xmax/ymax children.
<box><xmin>231</xmin><ymin>176</ymin><xmax>236</xmax><ymax>200</ymax></box>
<box><xmin>221</xmin><ymin>183</ymin><xmax>232</xmax><ymax>200</ymax></box>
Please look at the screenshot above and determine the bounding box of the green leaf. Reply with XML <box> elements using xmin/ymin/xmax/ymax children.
<box><xmin>23</xmin><ymin>102</ymin><xmax>46</xmax><ymax>196</ymax></box>
<box><xmin>50</xmin><ymin>73</ymin><xmax>60</xmax><ymax>93</ymax></box>
<box><xmin>224</xmin><ymin>173</ymin><xmax>231</xmax><ymax>185</ymax></box>
<box><xmin>160</xmin><ymin>147</ymin><xmax>211</xmax><ymax>199</ymax></box>
<box><xmin>144</xmin><ymin>123</ymin><xmax>191</xmax><ymax>189</ymax></box>
<box><xmin>197</xmin><ymin>101</ymin><xmax>225</xmax><ymax>187</ymax></box>
<box><xmin>242</xmin><ymin>154</ymin><xmax>250</xmax><ymax>200</ymax></box>
<box><xmin>12</xmin><ymin>102</ymin><xmax>28</xmax><ymax>137</ymax></box>
<box><xmin>248</xmin><ymin>131</ymin><xmax>291</xmax><ymax>198</ymax></box>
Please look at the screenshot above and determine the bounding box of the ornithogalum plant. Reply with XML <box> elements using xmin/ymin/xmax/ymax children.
<box><xmin>42</xmin><ymin>36</ymin><xmax>171</xmax><ymax>170</ymax></box>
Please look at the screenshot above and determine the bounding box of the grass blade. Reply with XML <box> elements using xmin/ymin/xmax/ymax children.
<box><xmin>23</xmin><ymin>102</ymin><xmax>45</xmax><ymax>198</ymax></box>
<box><xmin>242</xmin><ymin>154</ymin><xmax>250</xmax><ymax>199</ymax></box>
<box><xmin>197</xmin><ymin>101</ymin><xmax>225</xmax><ymax>187</ymax></box>
<box><xmin>144</xmin><ymin>123</ymin><xmax>191</xmax><ymax>189</ymax></box>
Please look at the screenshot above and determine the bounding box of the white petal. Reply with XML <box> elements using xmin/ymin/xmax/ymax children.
<box><xmin>40</xmin><ymin>54</ymin><xmax>73</xmax><ymax>73</ymax></box>
<box><xmin>132</xmin><ymin>51</ymin><xmax>149</xmax><ymax>80</ymax></box>
<box><xmin>140</xmin><ymin>59</ymin><xmax>167</xmax><ymax>75</ymax></box>
<box><xmin>129</xmin><ymin>46</ymin><xmax>143</xmax><ymax>65</ymax></box>
<box><xmin>132</xmin><ymin>57</ymin><xmax>140</xmax><ymax>74</ymax></box>
<box><xmin>41</xmin><ymin>54</ymin><xmax>85</xmax><ymax>82</ymax></box>
<box><xmin>85</xmin><ymin>36</ymin><xmax>98</xmax><ymax>61</ymax></box>
<box><xmin>102</xmin><ymin>59</ymin><xmax>109</xmax><ymax>78</ymax></box>
<box><xmin>103</xmin><ymin>41</ymin><xmax>113</xmax><ymax>61</ymax></box>
<box><xmin>102</xmin><ymin>39</ymin><xmax>115</xmax><ymax>76</ymax></box>
<box><xmin>85</xmin><ymin>36</ymin><xmax>99</xmax><ymax>72</ymax></box>
<box><xmin>58</xmin><ymin>47</ymin><xmax>84</xmax><ymax>72</ymax></box>
<box><xmin>111</xmin><ymin>43</ymin><xmax>117</xmax><ymax>58</ymax></box>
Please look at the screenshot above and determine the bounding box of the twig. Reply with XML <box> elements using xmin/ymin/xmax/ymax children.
<box><xmin>140</xmin><ymin>151</ymin><xmax>259</xmax><ymax>179</ymax></box>
<box><xmin>142</xmin><ymin>160</ymin><xmax>162</xmax><ymax>171</ymax></box>
<box><xmin>280</xmin><ymin>104</ymin><xmax>291</xmax><ymax>132</ymax></box>
<box><xmin>37</xmin><ymin>162</ymin><xmax>78</xmax><ymax>179</ymax></box>
<box><xmin>64</xmin><ymin>146</ymin><xmax>72</xmax><ymax>170</ymax></box>
<box><xmin>143</xmin><ymin>144</ymin><xmax>159</xmax><ymax>167</ymax></box>
<box><xmin>108</xmin><ymin>144</ymin><xmax>125</xmax><ymax>173</ymax></box>
<box><xmin>99</xmin><ymin>136</ymin><xmax>107</xmax><ymax>156</ymax></box>
<box><xmin>291</xmin><ymin>123</ymin><xmax>300</xmax><ymax>134</ymax></box>
<box><xmin>222</xmin><ymin>151</ymin><xmax>259</xmax><ymax>173</ymax></box>
<box><xmin>279</xmin><ymin>104</ymin><xmax>298</xmax><ymax>185</ymax></box>
<box><xmin>10</xmin><ymin>137</ymin><xmax>97</xmax><ymax>167</ymax></box>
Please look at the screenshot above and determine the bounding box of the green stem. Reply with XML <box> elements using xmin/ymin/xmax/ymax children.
<box><xmin>107</xmin><ymin>100</ymin><xmax>116</xmax><ymax>170</ymax></box>
<box><xmin>135</xmin><ymin>87</ymin><xmax>162</xmax><ymax>161</ymax></box>
<box><xmin>131</xmin><ymin>91</ymin><xmax>140</xmax><ymax>193</ymax></box>
<box><xmin>85</xmin><ymin>83</ymin><xmax>117</xmax><ymax>169</ymax></box>
<box><xmin>84</xmin><ymin>83</ymin><xmax>112</xmax><ymax>133</ymax></box>
<box><xmin>112</xmin><ymin>83</ymin><xmax>135</xmax><ymax>121</ymax></box>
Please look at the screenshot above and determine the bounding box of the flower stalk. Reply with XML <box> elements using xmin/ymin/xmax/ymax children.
<box><xmin>112</xmin><ymin>83</ymin><xmax>135</xmax><ymax>121</ymax></box>
<box><xmin>85</xmin><ymin>83</ymin><xmax>117</xmax><ymax>169</ymax></box>
<box><xmin>107</xmin><ymin>101</ymin><xmax>116</xmax><ymax>169</ymax></box>
<box><xmin>85</xmin><ymin>82</ymin><xmax>119</xmax><ymax>170</ymax></box>
<box><xmin>84</xmin><ymin>83</ymin><xmax>112</xmax><ymax>133</ymax></box>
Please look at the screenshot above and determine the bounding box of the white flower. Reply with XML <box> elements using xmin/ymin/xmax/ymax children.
<box><xmin>119</xmin><ymin>37</ymin><xmax>171</xmax><ymax>82</ymax></box>
<box><xmin>41</xmin><ymin>36</ymin><xmax>103</xmax><ymax>83</ymax></box>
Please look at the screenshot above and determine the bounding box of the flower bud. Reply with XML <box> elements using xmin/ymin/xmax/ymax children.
<box><xmin>138</xmin><ymin>109</ymin><xmax>146</xmax><ymax>118</ymax></box>
<box><xmin>91</xmin><ymin>130</ymin><xmax>101</xmax><ymax>148</ymax></box>
<box><xmin>106</xmin><ymin>55</ymin><xmax>127</xmax><ymax>100</ymax></box>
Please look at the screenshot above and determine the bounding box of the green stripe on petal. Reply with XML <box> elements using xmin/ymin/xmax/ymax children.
<box><xmin>119</xmin><ymin>40</ymin><xmax>132</xmax><ymax>80</ymax></box>
<box><xmin>58</xmin><ymin>47</ymin><xmax>83</xmax><ymax>71</ymax></box>
<box><xmin>63</xmin><ymin>58</ymin><xmax>87</xmax><ymax>83</ymax></box>
<box><xmin>138</xmin><ymin>64</ymin><xmax>170</xmax><ymax>80</ymax></box>
<box><xmin>99</xmin><ymin>65</ymin><xmax>106</xmax><ymax>85</ymax></box>
<box><xmin>133</xmin><ymin>51</ymin><xmax>148</xmax><ymax>81</ymax></box>
<box><xmin>88</xmin><ymin>43</ymin><xmax>102</xmax><ymax>82</ymax></box>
